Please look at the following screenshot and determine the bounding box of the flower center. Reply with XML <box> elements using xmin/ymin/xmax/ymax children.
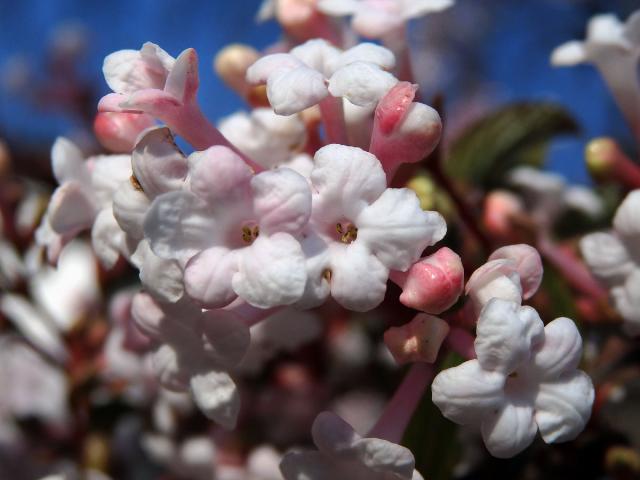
<box><xmin>336</xmin><ymin>222</ymin><xmax>358</xmax><ymax>244</ymax></box>
<box><xmin>241</xmin><ymin>224</ymin><xmax>260</xmax><ymax>244</ymax></box>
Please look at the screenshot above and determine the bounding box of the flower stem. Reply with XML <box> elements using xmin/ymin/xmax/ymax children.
<box><xmin>368</xmin><ymin>362</ymin><xmax>433</xmax><ymax>444</ymax></box>
<box><xmin>319</xmin><ymin>96</ymin><xmax>348</xmax><ymax>145</ymax></box>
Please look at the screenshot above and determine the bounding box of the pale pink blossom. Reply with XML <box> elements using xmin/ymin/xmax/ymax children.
<box><xmin>280</xmin><ymin>411</ymin><xmax>423</xmax><ymax>479</ymax></box>
<box><xmin>93</xmin><ymin>111</ymin><xmax>156</xmax><ymax>153</ymax></box>
<box><xmin>297</xmin><ymin>144</ymin><xmax>446</xmax><ymax>311</ymax></box>
<box><xmin>432</xmin><ymin>299</ymin><xmax>594</xmax><ymax>458</ymax></box>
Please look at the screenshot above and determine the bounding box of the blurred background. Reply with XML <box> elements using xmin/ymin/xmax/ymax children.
<box><xmin>0</xmin><ymin>0</ymin><xmax>639</xmax><ymax>184</ymax></box>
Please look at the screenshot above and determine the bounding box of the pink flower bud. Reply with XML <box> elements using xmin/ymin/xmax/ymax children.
<box><xmin>488</xmin><ymin>244</ymin><xmax>543</xmax><ymax>300</ymax></box>
<box><xmin>391</xmin><ymin>247</ymin><xmax>464</xmax><ymax>314</ymax></box>
<box><xmin>94</xmin><ymin>111</ymin><xmax>155</xmax><ymax>153</ymax></box>
<box><xmin>370</xmin><ymin>82</ymin><xmax>442</xmax><ymax>181</ymax></box>
<box><xmin>482</xmin><ymin>190</ymin><xmax>524</xmax><ymax>241</ymax></box>
<box><xmin>384</xmin><ymin>313</ymin><xmax>449</xmax><ymax>364</ymax></box>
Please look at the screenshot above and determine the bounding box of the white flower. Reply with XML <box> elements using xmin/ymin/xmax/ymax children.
<box><xmin>551</xmin><ymin>11</ymin><xmax>640</xmax><ymax>134</ymax></box>
<box><xmin>143</xmin><ymin>143</ymin><xmax>312</xmax><ymax>309</ymax></box>
<box><xmin>432</xmin><ymin>298</ymin><xmax>594</xmax><ymax>458</ymax></box>
<box><xmin>580</xmin><ymin>189</ymin><xmax>640</xmax><ymax>335</ymax></box>
<box><xmin>298</xmin><ymin>144</ymin><xmax>446</xmax><ymax>311</ymax></box>
<box><xmin>246</xmin><ymin>39</ymin><xmax>397</xmax><ymax>115</ymax></box>
<box><xmin>280</xmin><ymin>411</ymin><xmax>423</xmax><ymax>480</ymax></box>
<box><xmin>131</xmin><ymin>292</ymin><xmax>250</xmax><ymax>428</ymax></box>
<box><xmin>219</xmin><ymin>108</ymin><xmax>307</xmax><ymax>169</ymax></box>
<box><xmin>37</xmin><ymin>137</ymin><xmax>132</xmax><ymax>267</ymax></box>
<box><xmin>318</xmin><ymin>0</ymin><xmax>454</xmax><ymax>40</ymax></box>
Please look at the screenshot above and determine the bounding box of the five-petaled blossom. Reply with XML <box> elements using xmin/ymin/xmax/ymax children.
<box><xmin>144</xmin><ymin>143</ymin><xmax>311</xmax><ymax>309</ymax></box>
<box><xmin>297</xmin><ymin>144</ymin><xmax>446</xmax><ymax>311</ymax></box>
<box><xmin>432</xmin><ymin>299</ymin><xmax>594</xmax><ymax>458</ymax></box>
<box><xmin>580</xmin><ymin>189</ymin><xmax>640</xmax><ymax>335</ymax></box>
<box><xmin>246</xmin><ymin>39</ymin><xmax>397</xmax><ymax>115</ymax></box>
<box><xmin>280</xmin><ymin>411</ymin><xmax>423</xmax><ymax>480</ymax></box>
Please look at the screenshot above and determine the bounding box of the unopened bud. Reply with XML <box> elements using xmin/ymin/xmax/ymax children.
<box><xmin>585</xmin><ymin>137</ymin><xmax>618</xmax><ymax>178</ymax></box>
<box><xmin>465</xmin><ymin>259</ymin><xmax>522</xmax><ymax>314</ymax></box>
<box><xmin>488</xmin><ymin>244</ymin><xmax>543</xmax><ymax>300</ymax></box>
<box><xmin>483</xmin><ymin>190</ymin><xmax>524</xmax><ymax>240</ymax></box>
<box><xmin>384</xmin><ymin>313</ymin><xmax>449</xmax><ymax>364</ymax></box>
<box><xmin>214</xmin><ymin>44</ymin><xmax>260</xmax><ymax>98</ymax></box>
<box><xmin>391</xmin><ymin>247</ymin><xmax>464</xmax><ymax>314</ymax></box>
<box><xmin>94</xmin><ymin>111</ymin><xmax>155</xmax><ymax>153</ymax></box>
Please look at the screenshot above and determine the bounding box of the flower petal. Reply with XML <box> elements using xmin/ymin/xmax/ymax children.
<box><xmin>188</xmin><ymin>146</ymin><xmax>253</xmax><ymax>203</ymax></box>
<box><xmin>316</xmin><ymin>0</ymin><xmax>359</xmax><ymax>17</ymax></box>
<box><xmin>475</xmin><ymin>299</ymin><xmax>544</xmax><ymax>374</ymax></box>
<box><xmin>534</xmin><ymin>371</ymin><xmax>594</xmax><ymax>444</ymax></box>
<box><xmin>357</xmin><ymin>188</ymin><xmax>446</xmax><ymax>270</ymax></box>
<box><xmin>431</xmin><ymin>360</ymin><xmax>505</xmax><ymax>426</ymax></box>
<box><xmin>328</xmin><ymin>43</ymin><xmax>396</xmax><ymax>75</ymax></box>
<box><xmin>189</xmin><ymin>370</ymin><xmax>240</xmax><ymax>429</ymax></box>
<box><xmin>267</xmin><ymin>66</ymin><xmax>329</xmax><ymax>115</ymax></box>
<box><xmin>402</xmin><ymin>0</ymin><xmax>454</xmax><ymax>19</ymax></box>
<box><xmin>91</xmin><ymin>208</ymin><xmax>127</xmax><ymax>269</ymax></box>
<box><xmin>280</xmin><ymin>451</ymin><xmax>339</xmax><ymax>480</ymax></box>
<box><xmin>329</xmin><ymin>62</ymin><xmax>398</xmax><ymax>107</ymax></box>
<box><xmin>132</xmin><ymin>126</ymin><xmax>188</xmax><ymax>199</ymax></box>
<box><xmin>103</xmin><ymin>42</ymin><xmax>174</xmax><ymax>94</ymax></box>
<box><xmin>133</xmin><ymin>241</ymin><xmax>184</xmax><ymax>303</ymax></box>
<box><xmin>330</xmin><ymin>243</ymin><xmax>388</xmax><ymax>312</ymax></box>
<box><xmin>113</xmin><ymin>179</ymin><xmax>150</xmax><ymax>241</ymax></box>
<box><xmin>530</xmin><ymin>317</ymin><xmax>583</xmax><ymax>380</ymax></box>
<box><xmin>613</xmin><ymin>189</ymin><xmax>640</xmax><ymax>238</ymax></box>
<box><xmin>488</xmin><ymin>244</ymin><xmax>543</xmax><ymax>300</ymax></box>
<box><xmin>480</xmin><ymin>402</ymin><xmax>537</xmax><ymax>458</ymax></box>
<box><xmin>200</xmin><ymin>310</ymin><xmax>250</xmax><ymax>368</ymax></box>
<box><xmin>550</xmin><ymin>41</ymin><xmax>588</xmax><ymax>66</ymax></box>
<box><xmin>184</xmin><ymin>247</ymin><xmax>238</xmax><ymax>308</ymax></box>
<box><xmin>51</xmin><ymin>137</ymin><xmax>89</xmax><ymax>184</ymax></box>
<box><xmin>232</xmin><ymin>233</ymin><xmax>307</xmax><ymax>308</ymax></box>
<box><xmin>579</xmin><ymin>232</ymin><xmax>633</xmax><ymax>286</ymax></box>
<box><xmin>352</xmin><ymin>437</ymin><xmax>416</xmax><ymax>478</ymax></box>
<box><xmin>144</xmin><ymin>191</ymin><xmax>215</xmax><ymax>262</ymax></box>
<box><xmin>311</xmin><ymin>144</ymin><xmax>386</xmax><ymax>222</ymax></box>
<box><xmin>48</xmin><ymin>182</ymin><xmax>97</xmax><ymax>236</ymax></box>
<box><xmin>251</xmin><ymin>168</ymin><xmax>311</xmax><ymax>235</ymax></box>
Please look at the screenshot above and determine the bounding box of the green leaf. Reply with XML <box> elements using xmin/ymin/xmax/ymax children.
<box><xmin>446</xmin><ymin>102</ymin><xmax>579</xmax><ymax>187</ymax></box>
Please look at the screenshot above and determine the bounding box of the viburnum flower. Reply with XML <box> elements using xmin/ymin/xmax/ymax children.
<box><xmin>246</xmin><ymin>39</ymin><xmax>397</xmax><ymax>115</ymax></box>
<box><xmin>297</xmin><ymin>144</ymin><xmax>446</xmax><ymax>311</ymax></box>
<box><xmin>580</xmin><ymin>189</ymin><xmax>640</xmax><ymax>335</ymax></box>
<box><xmin>143</xmin><ymin>143</ymin><xmax>311</xmax><ymax>309</ymax></box>
<box><xmin>280</xmin><ymin>411</ymin><xmax>423</xmax><ymax>480</ymax></box>
<box><xmin>37</xmin><ymin>137</ymin><xmax>131</xmax><ymax>267</ymax></box>
<box><xmin>508</xmin><ymin>166</ymin><xmax>603</xmax><ymax>227</ymax></box>
<box><xmin>317</xmin><ymin>0</ymin><xmax>454</xmax><ymax>41</ymax></box>
<box><xmin>432</xmin><ymin>298</ymin><xmax>594</xmax><ymax>458</ymax></box>
<box><xmin>551</xmin><ymin>11</ymin><xmax>640</xmax><ymax>137</ymax></box>
<box><xmin>131</xmin><ymin>292</ymin><xmax>250</xmax><ymax>428</ymax></box>
<box><xmin>218</xmin><ymin>108</ymin><xmax>308</xmax><ymax>169</ymax></box>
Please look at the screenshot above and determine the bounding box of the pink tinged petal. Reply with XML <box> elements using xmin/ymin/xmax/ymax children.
<box><xmin>328</xmin><ymin>43</ymin><xmax>396</xmax><ymax>75</ymax></box>
<box><xmin>534</xmin><ymin>371</ymin><xmax>594</xmax><ymax>444</ymax></box>
<box><xmin>488</xmin><ymin>244</ymin><xmax>543</xmax><ymax>300</ymax></box>
<box><xmin>357</xmin><ymin>188</ymin><xmax>446</xmax><ymax>271</ymax></box>
<box><xmin>132</xmin><ymin>126</ymin><xmax>188</xmax><ymax>198</ymax></box>
<box><xmin>311</xmin><ymin>144</ymin><xmax>386</xmax><ymax>221</ymax></box>
<box><xmin>296</xmin><ymin>233</ymin><xmax>332</xmax><ymax>309</ymax></box>
<box><xmin>290</xmin><ymin>38</ymin><xmax>341</xmax><ymax>73</ymax></box>
<box><xmin>189</xmin><ymin>370</ymin><xmax>240</xmax><ymax>429</ymax></box>
<box><xmin>119</xmin><ymin>88</ymin><xmax>182</xmax><ymax>115</ymax></box>
<box><xmin>579</xmin><ymin>232</ymin><xmax>633</xmax><ymax>286</ymax></box>
<box><xmin>480</xmin><ymin>402</ymin><xmax>537</xmax><ymax>458</ymax></box>
<box><xmin>144</xmin><ymin>191</ymin><xmax>215</xmax><ymax>261</ymax></box>
<box><xmin>246</xmin><ymin>53</ymin><xmax>305</xmax><ymax>85</ymax></box>
<box><xmin>152</xmin><ymin>344</ymin><xmax>192</xmax><ymax>391</ymax></box>
<box><xmin>164</xmin><ymin>48</ymin><xmax>199</xmax><ymax>104</ymax></box>
<box><xmin>103</xmin><ymin>43</ymin><xmax>174</xmax><ymax>94</ymax></box>
<box><xmin>134</xmin><ymin>241</ymin><xmax>184</xmax><ymax>303</ymax></box>
<box><xmin>393</xmin><ymin>247</ymin><xmax>464</xmax><ymax>314</ymax></box>
<box><xmin>48</xmin><ymin>182</ymin><xmax>97</xmax><ymax>236</ymax></box>
<box><xmin>267</xmin><ymin>67</ymin><xmax>329</xmax><ymax>115</ymax></box>
<box><xmin>232</xmin><ymin>233</ymin><xmax>307</xmax><ymax>308</ymax></box>
<box><xmin>51</xmin><ymin>137</ymin><xmax>88</xmax><ymax>184</ymax></box>
<box><xmin>352</xmin><ymin>438</ymin><xmax>416</xmax><ymax>478</ymax></box>
<box><xmin>251</xmin><ymin>168</ymin><xmax>311</xmax><ymax>235</ymax></box>
<box><xmin>200</xmin><ymin>310</ymin><xmax>251</xmax><ymax>368</ymax></box>
<box><xmin>90</xmin><ymin>154</ymin><xmax>133</xmax><ymax>204</ymax></box>
<box><xmin>113</xmin><ymin>180</ymin><xmax>150</xmax><ymax>241</ymax></box>
<box><xmin>330</xmin><ymin>243</ymin><xmax>389</xmax><ymax>312</ymax></box>
<box><xmin>91</xmin><ymin>208</ymin><xmax>126</xmax><ymax>269</ymax></box>
<box><xmin>465</xmin><ymin>259</ymin><xmax>522</xmax><ymax>312</ymax></box>
<box><xmin>184</xmin><ymin>247</ymin><xmax>239</xmax><ymax>308</ymax></box>
<box><xmin>97</xmin><ymin>92</ymin><xmax>130</xmax><ymax>113</ymax></box>
<box><xmin>613</xmin><ymin>189</ymin><xmax>640</xmax><ymax>238</ymax></box>
<box><xmin>550</xmin><ymin>41</ymin><xmax>588</xmax><ymax>66</ymax></box>
<box><xmin>280</xmin><ymin>451</ymin><xmax>339</xmax><ymax>480</ymax></box>
<box><xmin>530</xmin><ymin>317</ymin><xmax>583</xmax><ymax>380</ymax></box>
<box><xmin>328</xmin><ymin>62</ymin><xmax>398</xmax><ymax>107</ymax></box>
<box><xmin>188</xmin><ymin>146</ymin><xmax>253</xmax><ymax>203</ymax></box>
<box><xmin>431</xmin><ymin>360</ymin><xmax>505</xmax><ymax>425</ymax></box>
<box><xmin>475</xmin><ymin>299</ymin><xmax>544</xmax><ymax>374</ymax></box>
<box><xmin>0</xmin><ymin>294</ymin><xmax>67</xmax><ymax>362</ymax></box>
